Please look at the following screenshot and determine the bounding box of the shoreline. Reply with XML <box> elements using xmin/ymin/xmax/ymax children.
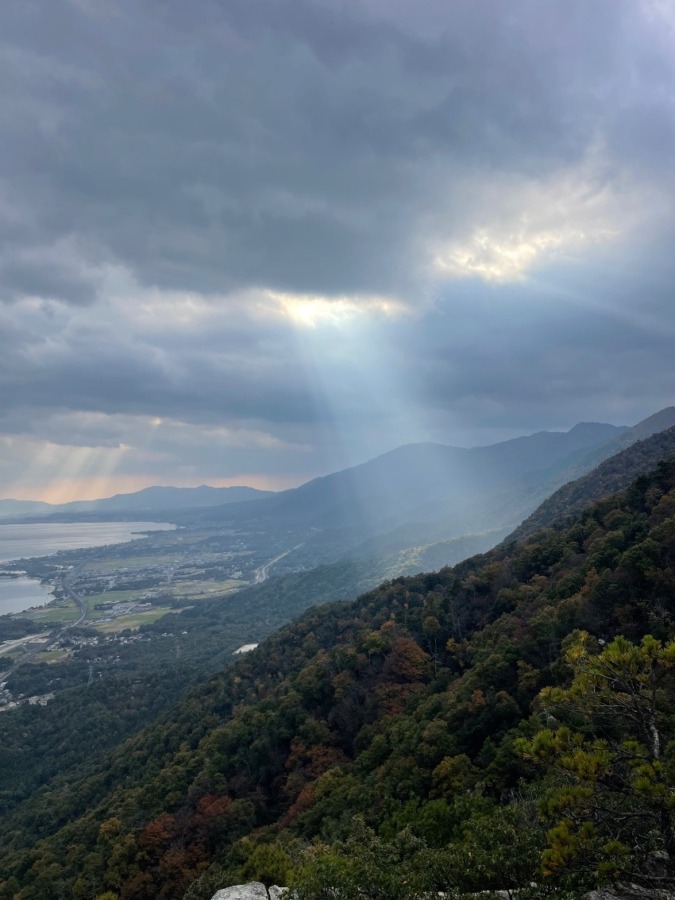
<box><xmin>0</xmin><ymin>521</ymin><xmax>176</xmax><ymax>617</ymax></box>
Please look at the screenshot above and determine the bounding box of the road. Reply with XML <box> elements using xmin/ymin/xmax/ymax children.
<box><xmin>253</xmin><ymin>544</ymin><xmax>304</xmax><ymax>584</ymax></box>
<box><xmin>62</xmin><ymin>563</ymin><xmax>88</xmax><ymax>627</ymax></box>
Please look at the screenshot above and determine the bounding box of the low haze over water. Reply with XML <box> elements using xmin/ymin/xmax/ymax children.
<box><xmin>0</xmin><ymin>521</ymin><xmax>175</xmax><ymax>565</ymax></box>
<box><xmin>0</xmin><ymin>521</ymin><xmax>175</xmax><ymax>615</ymax></box>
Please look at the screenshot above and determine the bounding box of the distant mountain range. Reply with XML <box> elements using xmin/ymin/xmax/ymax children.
<box><xmin>189</xmin><ymin>412</ymin><xmax>675</xmax><ymax>563</ymax></box>
<box><xmin>0</xmin><ymin>484</ymin><xmax>273</xmax><ymax>520</ymax></box>
<box><xmin>197</xmin><ymin>420</ymin><xmax>628</xmax><ymax>533</ymax></box>
<box><xmin>3</xmin><ymin>409</ymin><xmax>675</xmax><ymax>577</ymax></box>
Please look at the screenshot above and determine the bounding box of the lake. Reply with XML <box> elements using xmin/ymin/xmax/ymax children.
<box><xmin>0</xmin><ymin>521</ymin><xmax>175</xmax><ymax>616</ymax></box>
<box><xmin>0</xmin><ymin>576</ymin><xmax>54</xmax><ymax>616</ymax></box>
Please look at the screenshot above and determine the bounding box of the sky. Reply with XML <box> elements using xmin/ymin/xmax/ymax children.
<box><xmin>1</xmin><ymin>0</ymin><xmax>675</xmax><ymax>503</ymax></box>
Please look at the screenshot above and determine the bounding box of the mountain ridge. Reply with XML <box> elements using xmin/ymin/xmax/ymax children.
<box><xmin>195</xmin><ymin>420</ymin><xmax>627</xmax><ymax>535</ymax></box>
<box><xmin>0</xmin><ymin>484</ymin><xmax>275</xmax><ymax>519</ymax></box>
<box><xmin>506</xmin><ymin>422</ymin><xmax>675</xmax><ymax>542</ymax></box>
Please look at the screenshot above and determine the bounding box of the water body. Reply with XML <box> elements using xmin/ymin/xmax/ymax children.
<box><xmin>0</xmin><ymin>576</ymin><xmax>53</xmax><ymax>616</ymax></box>
<box><xmin>0</xmin><ymin>521</ymin><xmax>175</xmax><ymax>564</ymax></box>
<box><xmin>0</xmin><ymin>521</ymin><xmax>175</xmax><ymax>616</ymax></box>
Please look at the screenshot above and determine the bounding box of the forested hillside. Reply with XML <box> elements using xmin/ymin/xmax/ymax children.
<box><xmin>509</xmin><ymin>425</ymin><xmax>675</xmax><ymax>541</ymax></box>
<box><xmin>0</xmin><ymin>555</ymin><xmax>410</xmax><ymax>822</ymax></box>
<box><xmin>2</xmin><ymin>460</ymin><xmax>674</xmax><ymax>900</ymax></box>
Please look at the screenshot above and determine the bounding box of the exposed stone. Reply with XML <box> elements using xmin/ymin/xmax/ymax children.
<box><xmin>210</xmin><ymin>882</ymin><xmax>675</xmax><ymax>900</ymax></box>
<box><xmin>211</xmin><ymin>883</ymin><xmax>270</xmax><ymax>900</ymax></box>
<box><xmin>584</xmin><ymin>885</ymin><xmax>675</xmax><ymax>900</ymax></box>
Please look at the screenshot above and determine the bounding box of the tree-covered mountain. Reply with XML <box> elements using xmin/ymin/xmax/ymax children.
<box><xmin>2</xmin><ymin>457</ymin><xmax>674</xmax><ymax>900</ymax></box>
<box><xmin>507</xmin><ymin>424</ymin><xmax>675</xmax><ymax>542</ymax></box>
<box><xmin>581</xmin><ymin>405</ymin><xmax>675</xmax><ymax>456</ymax></box>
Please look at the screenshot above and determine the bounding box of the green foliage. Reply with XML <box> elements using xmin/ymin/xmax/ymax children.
<box><xmin>291</xmin><ymin>817</ymin><xmax>432</xmax><ymax>900</ymax></box>
<box><xmin>519</xmin><ymin>632</ymin><xmax>675</xmax><ymax>885</ymax></box>
<box><xmin>292</xmin><ymin>805</ymin><xmax>547</xmax><ymax>900</ymax></box>
<box><xmin>422</xmin><ymin>801</ymin><xmax>547</xmax><ymax>895</ymax></box>
<box><xmin>238</xmin><ymin>840</ymin><xmax>295</xmax><ymax>887</ymax></box>
<box><xmin>181</xmin><ymin>865</ymin><xmax>234</xmax><ymax>900</ymax></box>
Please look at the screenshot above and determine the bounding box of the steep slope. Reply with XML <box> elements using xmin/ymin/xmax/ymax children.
<box><xmin>531</xmin><ymin>406</ymin><xmax>675</xmax><ymax>490</ymax></box>
<box><xmin>606</xmin><ymin>405</ymin><xmax>675</xmax><ymax>443</ymax></box>
<box><xmin>0</xmin><ymin>555</ymin><xmax>408</xmax><ymax>825</ymax></box>
<box><xmin>507</xmin><ymin>424</ymin><xmax>675</xmax><ymax>541</ymax></box>
<box><xmin>343</xmin><ymin>416</ymin><xmax>675</xmax><ymax>562</ymax></box>
<box><xmin>2</xmin><ymin>459</ymin><xmax>674</xmax><ymax>899</ymax></box>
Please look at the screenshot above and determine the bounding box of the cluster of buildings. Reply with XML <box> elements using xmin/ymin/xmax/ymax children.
<box><xmin>0</xmin><ymin>681</ymin><xmax>55</xmax><ymax>712</ymax></box>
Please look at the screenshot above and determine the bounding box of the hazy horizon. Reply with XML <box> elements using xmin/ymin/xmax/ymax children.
<box><xmin>2</xmin><ymin>1</ymin><xmax>675</xmax><ymax>503</ymax></box>
<box><xmin>3</xmin><ymin>415</ymin><xmax>637</xmax><ymax>504</ymax></box>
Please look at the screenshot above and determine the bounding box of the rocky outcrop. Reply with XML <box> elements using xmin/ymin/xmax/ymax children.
<box><xmin>211</xmin><ymin>882</ymin><xmax>675</xmax><ymax>900</ymax></box>
<box><xmin>211</xmin><ymin>884</ymin><xmax>268</xmax><ymax>900</ymax></box>
<box><xmin>211</xmin><ymin>884</ymin><xmax>286</xmax><ymax>900</ymax></box>
<box><xmin>585</xmin><ymin>887</ymin><xmax>675</xmax><ymax>900</ymax></box>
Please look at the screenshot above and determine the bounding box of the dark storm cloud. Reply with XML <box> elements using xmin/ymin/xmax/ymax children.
<box><xmin>1</xmin><ymin>0</ymin><xmax>675</xmax><ymax>493</ymax></box>
<box><xmin>0</xmin><ymin>297</ymin><xmax>318</xmax><ymax>426</ymax></box>
<box><xmin>3</xmin><ymin>0</ymin><xmax>670</xmax><ymax>300</ymax></box>
<box><xmin>393</xmin><ymin>268</ymin><xmax>675</xmax><ymax>438</ymax></box>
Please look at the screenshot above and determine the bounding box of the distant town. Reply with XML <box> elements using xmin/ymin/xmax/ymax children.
<box><xmin>0</xmin><ymin>521</ymin><xmax>304</xmax><ymax>709</ymax></box>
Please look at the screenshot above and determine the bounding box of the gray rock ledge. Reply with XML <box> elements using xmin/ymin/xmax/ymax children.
<box><xmin>211</xmin><ymin>883</ymin><xmax>675</xmax><ymax>900</ymax></box>
<box><xmin>211</xmin><ymin>883</ymin><xmax>286</xmax><ymax>900</ymax></box>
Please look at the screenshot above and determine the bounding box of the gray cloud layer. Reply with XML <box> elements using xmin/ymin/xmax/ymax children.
<box><xmin>1</xmin><ymin>0</ymin><xmax>674</xmax><ymax>497</ymax></box>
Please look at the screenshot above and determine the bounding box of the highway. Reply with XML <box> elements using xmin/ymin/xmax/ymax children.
<box><xmin>61</xmin><ymin>564</ymin><xmax>88</xmax><ymax>627</ymax></box>
<box><xmin>253</xmin><ymin>544</ymin><xmax>304</xmax><ymax>583</ymax></box>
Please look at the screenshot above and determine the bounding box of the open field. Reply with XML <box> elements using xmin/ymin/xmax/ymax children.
<box><xmin>1</xmin><ymin>522</ymin><xmax>290</xmax><ymax>669</ymax></box>
<box><xmin>0</xmin><ymin>634</ymin><xmax>44</xmax><ymax>657</ymax></box>
<box><xmin>96</xmin><ymin>607</ymin><xmax>174</xmax><ymax>633</ymax></box>
<box><xmin>84</xmin><ymin>589</ymin><xmax>152</xmax><ymax>608</ymax></box>
<box><xmin>27</xmin><ymin>600</ymin><xmax>79</xmax><ymax>625</ymax></box>
<box><xmin>165</xmin><ymin>578</ymin><xmax>244</xmax><ymax>598</ymax></box>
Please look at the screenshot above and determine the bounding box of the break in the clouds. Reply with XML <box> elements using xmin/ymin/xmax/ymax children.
<box><xmin>1</xmin><ymin>0</ymin><xmax>675</xmax><ymax>500</ymax></box>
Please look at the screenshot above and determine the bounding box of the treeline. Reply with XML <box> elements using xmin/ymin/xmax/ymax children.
<box><xmin>0</xmin><ymin>461</ymin><xmax>674</xmax><ymax>898</ymax></box>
